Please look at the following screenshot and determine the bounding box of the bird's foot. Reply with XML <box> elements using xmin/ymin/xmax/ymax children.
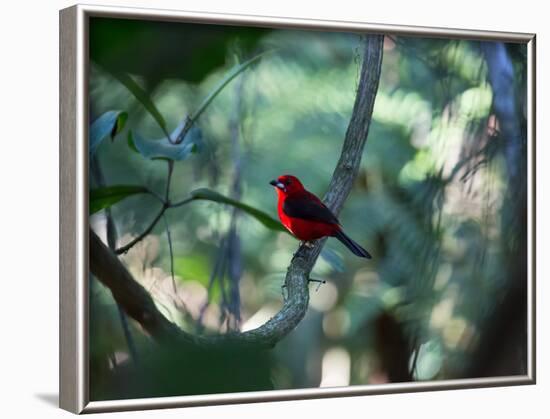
<box><xmin>302</xmin><ymin>240</ymin><xmax>315</xmax><ymax>249</ymax></box>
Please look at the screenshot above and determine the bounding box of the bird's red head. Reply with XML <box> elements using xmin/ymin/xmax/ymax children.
<box><xmin>270</xmin><ymin>174</ymin><xmax>305</xmax><ymax>195</ymax></box>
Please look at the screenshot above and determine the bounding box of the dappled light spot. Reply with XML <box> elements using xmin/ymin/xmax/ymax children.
<box><xmin>442</xmin><ymin>316</ymin><xmax>472</xmax><ymax>349</ymax></box>
<box><xmin>458</xmin><ymin>86</ymin><xmax>493</xmax><ymax>119</ymax></box>
<box><xmin>309</xmin><ymin>281</ymin><xmax>338</xmax><ymax>312</ymax></box>
<box><xmin>380</xmin><ymin>286</ymin><xmax>405</xmax><ymax>308</ymax></box>
<box><xmin>320</xmin><ymin>347</ymin><xmax>351</xmax><ymax>387</ymax></box>
<box><xmin>412</xmin><ymin>340</ymin><xmax>443</xmax><ymax>380</ymax></box>
<box><xmin>241</xmin><ymin>304</ymin><xmax>280</xmax><ymax>332</ymax></box>
<box><xmin>430</xmin><ymin>297</ymin><xmax>455</xmax><ymax>330</ymax></box>
<box><xmin>433</xmin><ymin>263</ymin><xmax>453</xmax><ymax>291</ymax></box>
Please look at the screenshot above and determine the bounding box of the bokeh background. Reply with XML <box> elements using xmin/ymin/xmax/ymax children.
<box><xmin>88</xmin><ymin>18</ymin><xmax>528</xmax><ymax>400</ymax></box>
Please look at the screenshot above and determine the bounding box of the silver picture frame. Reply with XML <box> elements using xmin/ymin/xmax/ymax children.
<box><xmin>59</xmin><ymin>4</ymin><xmax>536</xmax><ymax>414</ymax></box>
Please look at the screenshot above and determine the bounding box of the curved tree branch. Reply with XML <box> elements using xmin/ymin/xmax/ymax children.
<box><xmin>236</xmin><ymin>34</ymin><xmax>384</xmax><ymax>346</ymax></box>
<box><xmin>90</xmin><ymin>34</ymin><xmax>384</xmax><ymax>349</ymax></box>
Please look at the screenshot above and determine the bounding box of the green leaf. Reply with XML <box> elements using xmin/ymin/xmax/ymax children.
<box><xmin>110</xmin><ymin>70</ymin><xmax>171</xmax><ymax>139</ymax></box>
<box><xmin>189</xmin><ymin>188</ymin><xmax>286</xmax><ymax>232</ymax></box>
<box><xmin>132</xmin><ymin>122</ymin><xmax>202</xmax><ymax>161</ymax></box>
<box><xmin>90</xmin><ymin>110</ymin><xmax>128</xmax><ymax>156</ymax></box>
<box><xmin>127</xmin><ymin>131</ymin><xmax>139</xmax><ymax>153</ymax></box>
<box><xmin>90</xmin><ymin>185</ymin><xmax>148</xmax><ymax>214</ymax></box>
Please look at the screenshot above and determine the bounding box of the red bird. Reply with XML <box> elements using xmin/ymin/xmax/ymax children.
<box><xmin>270</xmin><ymin>174</ymin><xmax>371</xmax><ymax>259</ymax></box>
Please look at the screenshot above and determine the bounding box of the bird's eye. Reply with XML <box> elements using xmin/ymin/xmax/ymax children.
<box><xmin>286</xmin><ymin>179</ymin><xmax>292</xmax><ymax>185</ymax></box>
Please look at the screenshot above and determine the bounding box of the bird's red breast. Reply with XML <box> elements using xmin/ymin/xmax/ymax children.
<box><xmin>271</xmin><ymin>175</ymin><xmax>340</xmax><ymax>241</ymax></box>
<box><xmin>270</xmin><ymin>174</ymin><xmax>372</xmax><ymax>259</ymax></box>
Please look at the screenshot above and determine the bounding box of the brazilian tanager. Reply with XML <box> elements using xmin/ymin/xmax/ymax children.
<box><xmin>270</xmin><ymin>175</ymin><xmax>372</xmax><ymax>259</ymax></box>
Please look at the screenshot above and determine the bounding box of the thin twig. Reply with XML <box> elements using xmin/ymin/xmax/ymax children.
<box><xmin>225</xmin><ymin>57</ymin><xmax>245</xmax><ymax>330</ymax></box>
<box><xmin>197</xmin><ymin>236</ymin><xmax>227</xmax><ymax>331</ymax></box>
<box><xmin>308</xmin><ymin>278</ymin><xmax>326</xmax><ymax>292</ymax></box>
<box><xmin>409</xmin><ymin>340</ymin><xmax>420</xmax><ymax>378</ymax></box>
<box><xmin>146</xmin><ymin>189</ymin><xmax>166</xmax><ymax>204</ymax></box>
<box><xmin>175</xmin><ymin>51</ymin><xmax>270</xmax><ymax>144</ymax></box>
<box><xmin>165</xmin><ymin>160</ymin><xmax>174</xmax><ymax>201</ymax></box>
<box><xmin>217</xmin><ymin>242</ymin><xmax>231</xmax><ymax>327</ymax></box>
<box><xmin>160</xmin><ymin>212</ymin><xmax>191</xmax><ymax>316</ymax></box>
<box><xmin>112</xmin><ymin>196</ymin><xmax>195</xmax><ymax>255</ymax></box>
<box><xmin>445</xmin><ymin>138</ymin><xmax>498</xmax><ymax>185</ymax></box>
<box><xmin>162</xmin><ymin>213</ymin><xmax>177</xmax><ymax>294</ymax></box>
<box><xmin>114</xmin><ymin>205</ymin><xmax>167</xmax><ymax>255</ymax></box>
<box><xmin>169</xmin><ymin>197</ymin><xmax>195</xmax><ymax>208</ymax></box>
<box><xmin>460</xmin><ymin>159</ymin><xmax>488</xmax><ymax>182</ymax></box>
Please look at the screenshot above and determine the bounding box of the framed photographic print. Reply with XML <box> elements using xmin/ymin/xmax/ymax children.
<box><xmin>59</xmin><ymin>4</ymin><xmax>536</xmax><ymax>414</ymax></box>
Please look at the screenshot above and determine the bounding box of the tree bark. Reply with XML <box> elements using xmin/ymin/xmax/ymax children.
<box><xmin>89</xmin><ymin>34</ymin><xmax>384</xmax><ymax>349</ymax></box>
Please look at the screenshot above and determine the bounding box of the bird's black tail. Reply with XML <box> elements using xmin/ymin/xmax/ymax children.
<box><xmin>334</xmin><ymin>230</ymin><xmax>372</xmax><ymax>259</ymax></box>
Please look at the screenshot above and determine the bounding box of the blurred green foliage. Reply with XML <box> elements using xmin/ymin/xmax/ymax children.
<box><xmin>89</xmin><ymin>17</ymin><xmax>527</xmax><ymax>400</ymax></box>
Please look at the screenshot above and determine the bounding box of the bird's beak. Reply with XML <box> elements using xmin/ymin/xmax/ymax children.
<box><xmin>270</xmin><ymin>180</ymin><xmax>285</xmax><ymax>191</ymax></box>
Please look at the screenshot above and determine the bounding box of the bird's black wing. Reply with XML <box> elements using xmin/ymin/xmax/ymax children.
<box><xmin>283</xmin><ymin>193</ymin><xmax>340</xmax><ymax>225</ymax></box>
